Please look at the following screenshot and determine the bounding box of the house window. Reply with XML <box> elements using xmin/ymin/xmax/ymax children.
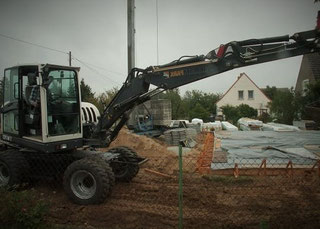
<box><xmin>248</xmin><ymin>90</ymin><xmax>254</xmax><ymax>99</ymax></box>
<box><xmin>238</xmin><ymin>90</ymin><xmax>244</xmax><ymax>100</ymax></box>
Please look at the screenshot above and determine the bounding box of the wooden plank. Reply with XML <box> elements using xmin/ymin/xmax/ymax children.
<box><xmin>144</xmin><ymin>168</ymin><xmax>174</xmax><ymax>179</ymax></box>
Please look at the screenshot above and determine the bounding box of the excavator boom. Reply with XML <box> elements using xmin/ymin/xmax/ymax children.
<box><xmin>87</xmin><ymin>13</ymin><xmax>320</xmax><ymax>147</ymax></box>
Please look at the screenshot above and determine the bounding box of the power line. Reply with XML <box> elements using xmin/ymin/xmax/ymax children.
<box><xmin>0</xmin><ymin>33</ymin><xmax>68</xmax><ymax>54</ymax></box>
<box><xmin>0</xmin><ymin>32</ymin><xmax>124</xmax><ymax>86</ymax></box>
<box><xmin>76</xmin><ymin>59</ymin><xmax>126</xmax><ymax>77</ymax></box>
<box><xmin>72</xmin><ymin>56</ymin><xmax>122</xmax><ymax>86</ymax></box>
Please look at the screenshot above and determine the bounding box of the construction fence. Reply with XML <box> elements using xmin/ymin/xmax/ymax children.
<box><xmin>1</xmin><ymin>130</ymin><xmax>320</xmax><ymax>228</ymax></box>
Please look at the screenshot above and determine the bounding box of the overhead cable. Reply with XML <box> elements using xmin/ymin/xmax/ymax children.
<box><xmin>0</xmin><ymin>33</ymin><xmax>68</xmax><ymax>54</ymax></box>
<box><xmin>0</xmin><ymin>32</ymin><xmax>124</xmax><ymax>86</ymax></box>
<box><xmin>72</xmin><ymin>56</ymin><xmax>122</xmax><ymax>86</ymax></box>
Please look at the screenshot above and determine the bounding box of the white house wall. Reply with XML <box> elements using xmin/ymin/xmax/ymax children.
<box><xmin>217</xmin><ymin>73</ymin><xmax>271</xmax><ymax>115</ymax></box>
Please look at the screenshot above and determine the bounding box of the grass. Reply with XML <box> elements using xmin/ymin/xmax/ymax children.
<box><xmin>0</xmin><ymin>187</ymin><xmax>50</xmax><ymax>229</ymax></box>
<box><xmin>202</xmin><ymin>175</ymin><xmax>254</xmax><ymax>185</ymax></box>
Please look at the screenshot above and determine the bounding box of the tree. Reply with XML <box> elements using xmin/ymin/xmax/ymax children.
<box><xmin>80</xmin><ymin>78</ymin><xmax>95</xmax><ymax>102</ymax></box>
<box><xmin>262</xmin><ymin>86</ymin><xmax>277</xmax><ymax>100</ymax></box>
<box><xmin>266</xmin><ymin>82</ymin><xmax>320</xmax><ymax>125</ymax></box>
<box><xmin>95</xmin><ymin>87</ymin><xmax>119</xmax><ymax>113</ymax></box>
<box><xmin>304</xmin><ymin>80</ymin><xmax>320</xmax><ymax>105</ymax></box>
<box><xmin>67</xmin><ymin>80</ymin><xmax>76</xmax><ymax>97</ymax></box>
<box><xmin>298</xmin><ymin>80</ymin><xmax>320</xmax><ymax>122</ymax></box>
<box><xmin>183</xmin><ymin>90</ymin><xmax>220</xmax><ymax>121</ymax></box>
<box><xmin>269</xmin><ymin>88</ymin><xmax>298</xmax><ymax>124</ymax></box>
<box><xmin>188</xmin><ymin>103</ymin><xmax>211</xmax><ymax>121</ymax></box>
<box><xmin>157</xmin><ymin>89</ymin><xmax>220</xmax><ymax>121</ymax></box>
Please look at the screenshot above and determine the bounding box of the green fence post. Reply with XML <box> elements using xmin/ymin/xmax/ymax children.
<box><xmin>178</xmin><ymin>143</ymin><xmax>183</xmax><ymax>229</ymax></box>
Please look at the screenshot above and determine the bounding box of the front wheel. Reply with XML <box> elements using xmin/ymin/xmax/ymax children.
<box><xmin>0</xmin><ymin>150</ymin><xmax>28</xmax><ymax>188</ymax></box>
<box><xmin>63</xmin><ymin>157</ymin><xmax>112</xmax><ymax>205</ymax></box>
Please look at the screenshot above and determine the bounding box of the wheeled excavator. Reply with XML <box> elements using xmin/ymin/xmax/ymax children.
<box><xmin>0</xmin><ymin>12</ymin><xmax>319</xmax><ymax>204</ymax></box>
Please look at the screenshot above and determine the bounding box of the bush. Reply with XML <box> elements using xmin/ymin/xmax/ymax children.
<box><xmin>0</xmin><ymin>187</ymin><xmax>50</xmax><ymax>229</ymax></box>
<box><xmin>237</xmin><ymin>104</ymin><xmax>257</xmax><ymax>118</ymax></box>
<box><xmin>257</xmin><ymin>112</ymin><xmax>272</xmax><ymax>123</ymax></box>
<box><xmin>221</xmin><ymin>105</ymin><xmax>239</xmax><ymax>124</ymax></box>
<box><xmin>221</xmin><ymin>104</ymin><xmax>258</xmax><ymax>124</ymax></box>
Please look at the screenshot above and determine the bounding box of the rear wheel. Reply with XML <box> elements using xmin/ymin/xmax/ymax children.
<box><xmin>109</xmin><ymin>147</ymin><xmax>140</xmax><ymax>182</ymax></box>
<box><xmin>0</xmin><ymin>150</ymin><xmax>28</xmax><ymax>188</ymax></box>
<box><xmin>63</xmin><ymin>157</ymin><xmax>112</xmax><ymax>205</ymax></box>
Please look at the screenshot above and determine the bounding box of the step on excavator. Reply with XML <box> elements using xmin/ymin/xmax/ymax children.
<box><xmin>0</xmin><ymin>12</ymin><xmax>319</xmax><ymax>204</ymax></box>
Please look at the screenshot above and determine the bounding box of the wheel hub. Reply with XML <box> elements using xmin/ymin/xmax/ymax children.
<box><xmin>70</xmin><ymin>170</ymin><xmax>96</xmax><ymax>199</ymax></box>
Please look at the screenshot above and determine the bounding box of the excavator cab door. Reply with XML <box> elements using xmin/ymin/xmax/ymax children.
<box><xmin>44</xmin><ymin>67</ymin><xmax>81</xmax><ymax>138</ymax></box>
<box><xmin>2</xmin><ymin>67</ymin><xmax>20</xmax><ymax>136</ymax></box>
<box><xmin>1</xmin><ymin>66</ymin><xmax>42</xmax><ymax>138</ymax></box>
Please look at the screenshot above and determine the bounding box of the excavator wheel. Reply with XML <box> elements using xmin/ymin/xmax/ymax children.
<box><xmin>0</xmin><ymin>150</ymin><xmax>28</xmax><ymax>188</ymax></box>
<box><xmin>109</xmin><ymin>147</ymin><xmax>140</xmax><ymax>182</ymax></box>
<box><xmin>87</xmin><ymin>155</ymin><xmax>115</xmax><ymax>195</ymax></box>
<box><xmin>63</xmin><ymin>157</ymin><xmax>113</xmax><ymax>205</ymax></box>
<box><xmin>117</xmin><ymin>147</ymin><xmax>140</xmax><ymax>178</ymax></box>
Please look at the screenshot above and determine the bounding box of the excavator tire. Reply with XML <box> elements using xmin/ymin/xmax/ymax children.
<box><xmin>87</xmin><ymin>155</ymin><xmax>115</xmax><ymax>195</ymax></box>
<box><xmin>118</xmin><ymin>147</ymin><xmax>140</xmax><ymax>177</ymax></box>
<box><xmin>109</xmin><ymin>147</ymin><xmax>140</xmax><ymax>182</ymax></box>
<box><xmin>63</xmin><ymin>157</ymin><xmax>112</xmax><ymax>205</ymax></box>
<box><xmin>0</xmin><ymin>149</ymin><xmax>28</xmax><ymax>188</ymax></box>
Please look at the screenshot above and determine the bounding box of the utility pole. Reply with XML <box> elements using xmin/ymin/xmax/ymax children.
<box><xmin>127</xmin><ymin>0</ymin><xmax>135</xmax><ymax>74</ymax></box>
<box><xmin>69</xmin><ymin>51</ymin><xmax>72</xmax><ymax>66</ymax></box>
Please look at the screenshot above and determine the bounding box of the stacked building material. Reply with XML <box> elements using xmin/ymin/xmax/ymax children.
<box><xmin>221</xmin><ymin>121</ymin><xmax>238</xmax><ymax>131</ymax></box>
<box><xmin>127</xmin><ymin>99</ymin><xmax>172</xmax><ymax>127</ymax></box>
<box><xmin>164</xmin><ymin>128</ymin><xmax>197</xmax><ymax>147</ymax></box>
<box><xmin>150</xmin><ymin>99</ymin><xmax>171</xmax><ymax>126</ymax></box>
<box><xmin>262</xmin><ymin>122</ymin><xmax>300</xmax><ymax>132</ymax></box>
<box><xmin>238</xmin><ymin>118</ymin><xmax>263</xmax><ymax>131</ymax></box>
<box><xmin>191</xmin><ymin>118</ymin><xmax>203</xmax><ymax>125</ymax></box>
<box><xmin>293</xmin><ymin>120</ymin><xmax>317</xmax><ymax>130</ymax></box>
<box><xmin>186</xmin><ymin>123</ymin><xmax>201</xmax><ymax>133</ymax></box>
<box><xmin>202</xmin><ymin>121</ymin><xmax>222</xmax><ymax>131</ymax></box>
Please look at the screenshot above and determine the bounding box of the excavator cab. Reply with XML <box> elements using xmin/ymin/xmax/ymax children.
<box><xmin>1</xmin><ymin>64</ymin><xmax>83</xmax><ymax>153</ymax></box>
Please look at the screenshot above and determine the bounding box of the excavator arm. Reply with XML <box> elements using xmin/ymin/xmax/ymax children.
<box><xmin>87</xmin><ymin>13</ymin><xmax>320</xmax><ymax>147</ymax></box>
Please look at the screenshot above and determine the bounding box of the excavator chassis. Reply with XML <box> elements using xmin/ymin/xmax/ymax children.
<box><xmin>0</xmin><ymin>144</ymin><xmax>146</xmax><ymax>205</ymax></box>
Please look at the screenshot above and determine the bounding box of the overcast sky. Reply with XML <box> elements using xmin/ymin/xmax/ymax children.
<box><xmin>0</xmin><ymin>0</ymin><xmax>319</xmax><ymax>95</ymax></box>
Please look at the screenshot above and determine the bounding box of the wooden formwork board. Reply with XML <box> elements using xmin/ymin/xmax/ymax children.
<box><xmin>209</xmin><ymin>160</ymin><xmax>320</xmax><ymax>177</ymax></box>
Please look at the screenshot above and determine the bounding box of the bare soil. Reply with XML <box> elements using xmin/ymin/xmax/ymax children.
<box><xmin>38</xmin><ymin>129</ymin><xmax>320</xmax><ymax>228</ymax></box>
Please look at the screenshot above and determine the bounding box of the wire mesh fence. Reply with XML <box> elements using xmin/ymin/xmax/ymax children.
<box><xmin>1</xmin><ymin>130</ymin><xmax>320</xmax><ymax>228</ymax></box>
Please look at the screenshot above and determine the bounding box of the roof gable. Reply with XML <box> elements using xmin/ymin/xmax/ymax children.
<box><xmin>217</xmin><ymin>73</ymin><xmax>271</xmax><ymax>104</ymax></box>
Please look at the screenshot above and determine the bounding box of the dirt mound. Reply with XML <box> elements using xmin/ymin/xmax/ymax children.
<box><xmin>106</xmin><ymin>129</ymin><xmax>177</xmax><ymax>174</ymax></box>
<box><xmin>107</xmin><ymin>128</ymin><xmax>202</xmax><ymax>175</ymax></box>
<box><xmin>108</xmin><ymin>128</ymin><xmax>173</xmax><ymax>157</ymax></box>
